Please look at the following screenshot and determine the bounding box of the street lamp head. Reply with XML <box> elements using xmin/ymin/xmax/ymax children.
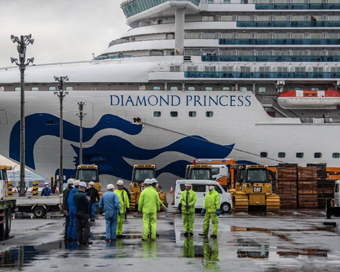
<box><xmin>10</xmin><ymin>35</ymin><xmax>19</xmax><ymax>43</ymax></box>
<box><xmin>10</xmin><ymin>57</ymin><xmax>18</xmax><ymax>64</ymax></box>
<box><xmin>27</xmin><ymin>58</ymin><xmax>34</xmax><ymax>65</ymax></box>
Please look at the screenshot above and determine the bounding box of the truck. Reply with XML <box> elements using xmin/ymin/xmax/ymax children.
<box><xmin>76</xmin><ymin>164</ymin><xmax>102</xmax><ymax>196</ymax></box>
<box><xmin>129</xmin><ymin>164</ymin><xmax>167</xmax><ymax>211</ymax></box>
<box><xmin>326</xmin><ymin>180</ymin><xmax>340</xmax><ymax>218</ymax></box>
<box><xmin>0</xmin><ymin>165</ymin><xmax>16</xmax><ymax>240</ymax></box>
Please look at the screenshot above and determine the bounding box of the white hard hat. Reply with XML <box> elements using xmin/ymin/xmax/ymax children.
<box><xmin>117</xmin><ymin>180</ymin><xmax>124</xmax><ymax>186</ymax></box>
<box><xmin>185</xmin><ymin>182</ymin><xmax>192</xmax><ymax>187</ymax></box>
<box><xmin>89</xmin><ymin>181</ymin><xmax>95</xmax><ymax>186</ymax></box>
<box><xmin>74</xmin><ymin>180</ymin><xmax>80</xmax><ymax>186</ymax></box>
<box><xmin>67</xmin><ymin>178</ymin><xmax>74</xmax><ymax>185</ymax></box>
<box><xmin>150</xmin><ymin>178</ymin><xmax>158</xmax><ymax>184</ymax></box>
<box><xmin>44</xmin><ymin>182</ymin><xmax>49</xmax><ymax>185</ymax></box>
<box><xmin>144</xmin><ymin>178</ymin><xmax>152</xmax><ymax>185</ymax></box>
<box><xmin>79</xmin><ymin>181</ymin><xmax>87</xmax><ymax>188</ymax></box>
<box><xmin>107</xmin><ymin>184</ymin><xmax>114</xmax><ymax>190</ymax></box>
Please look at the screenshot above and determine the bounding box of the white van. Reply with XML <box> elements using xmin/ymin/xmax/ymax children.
<box><xmin>174</xmin><ymin>180</ymin><xmax>232</xmax><ymax>213</ymax></box>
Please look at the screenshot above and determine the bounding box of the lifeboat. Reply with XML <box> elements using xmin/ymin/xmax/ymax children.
<box><xmin>277</xmin><ymin>87</ymin><xmax>340</xmax><ymax>109</ymax></box>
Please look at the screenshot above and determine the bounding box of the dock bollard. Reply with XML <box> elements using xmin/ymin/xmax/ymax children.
<box><xmin>7</xmin><ymin>181</ymin><xmax>13</xmax><ymax>197</ymax></box>
<box><xmin>32</xmin><ymin>180</ymin><xmax>39</xmax><ymax>197</ymax></box>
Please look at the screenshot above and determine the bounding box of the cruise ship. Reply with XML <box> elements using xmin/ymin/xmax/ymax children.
<box><xmin>0</xmin><ymin>0</ymin><xmax>340</xmax><ymax>188</ymax></box>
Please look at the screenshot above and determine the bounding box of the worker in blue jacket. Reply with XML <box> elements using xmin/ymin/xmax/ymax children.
<box><xmin>41</xmin><ymin>182</ymin><xmax>52</xmax><ymax>196</ymax></box>
<box><xmin>67</xmin><ymin>180</ymin><xmax>80</xmax><ymax>240</ymax></box>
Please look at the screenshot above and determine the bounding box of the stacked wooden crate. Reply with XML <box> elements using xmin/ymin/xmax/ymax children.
<box><xmin>298</xmin><ymin>167</ymin><xmax>318</xmax><ymax>208</ymax></box>
<box><xmin>277</xmin><ymin>164</ymin><xmax>298</xmax><ymax>208</ymax></box>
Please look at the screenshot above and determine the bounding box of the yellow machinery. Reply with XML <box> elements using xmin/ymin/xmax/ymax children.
<box><xmin>228</xmin><ymin>165</ymin><xmax>280</xmax><ymax>212</ymax></box>
<box><xmin>129</xmin><ymin>164</ymin><xmax>168</xmax><ymax>211</ymax></box>
<box><xmin>185</xmin><ymin>165</ymin><xmax>213</xmax><ymax>180</ymax></box>
<box><xmin>76</xmin><ymin>164</ymin><xmax>102</xmax><ymax>196</ymax></box>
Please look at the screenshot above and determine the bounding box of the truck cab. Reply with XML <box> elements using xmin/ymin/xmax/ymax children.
<box><xmin>76</xmin><ymin>164</ymin><xmax>101</xmax><ymax>192</ymax></box>
<box><xmin>185</xmin><ymin>165</ymin><xmax>212</xmax><ymax>180</ymax></box>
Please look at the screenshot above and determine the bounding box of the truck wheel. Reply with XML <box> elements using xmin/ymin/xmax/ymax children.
<box><xmin>221</xmin><ymin>202</ymin><xmax>231</xmax><ymax>213</ymax></box>
<box><xmin>33</xmin><ymin>206</ymin><xmax>46</xmax><ymax>218</ymax></box>
<box><xmin>5</xmin><ymin>208</ymin><xmax>11</xmax><ymax>238</ymax></box>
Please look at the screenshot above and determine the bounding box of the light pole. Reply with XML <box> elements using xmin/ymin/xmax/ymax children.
<box><xmin>10</xmin><ymin>34</ymin><xmax>34</xmax><ymax>197</ymax></box>
<box><xmin>76</xmin><ymin>101</ymin><xmax>87</xmax><ymax>165</ymax></box>
<box><xmin>54</xmin><ymin>76</ymin><xmax>69</xmax><ymax>194</ymax></box>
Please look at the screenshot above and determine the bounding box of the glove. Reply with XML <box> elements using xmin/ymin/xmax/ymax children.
<box><xmin>201</xmin><ymin>209</ymin><xmax>205</xmax><ymax>215</ymax></box>
<box><xmin>126</xmin><ymin>208</ymin><xmax>129</xmax><ymax>214</ymax></box>
<box><xmin>216</xmin><ymin>210</ymin><xmax>220</xmax><ymax>216</ymax></box>
<box><xmin>99</xmin><ymin>210</ymin><xmax>103</xmax><ymax>215</ymax></box>
<box><xmin>186</xmin><ymin>204</ymin><xmax>190</xmax><ymax>209</ymax></box>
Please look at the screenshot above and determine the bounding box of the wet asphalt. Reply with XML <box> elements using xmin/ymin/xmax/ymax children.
<box><xmin>1</xmin><ymin>206</ymin><xmax>340</xmax><ymax>271</ymax></box>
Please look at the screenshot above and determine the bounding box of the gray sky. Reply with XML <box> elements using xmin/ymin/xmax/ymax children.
<box><xmin>0</xmin><ymin>0</ymin><xmax>129</xmax><ymax>68</ymax></box>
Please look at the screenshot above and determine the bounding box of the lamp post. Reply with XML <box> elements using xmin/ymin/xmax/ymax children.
<box><xmin>54</xmin><ymin>76</ymin><xmax>69</xmax><ymax>194</ymax></box>
<box><xmin>10</xmin><ymin>34</ymin><xmax>34</xmax><ymax>197</ymax></box>
<box><xmin>76</xmin><ymin>101</ymin><xmax>87</xmax><ymax>165</ymax></box>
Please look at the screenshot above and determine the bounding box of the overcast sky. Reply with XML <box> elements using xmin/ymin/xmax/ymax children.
<box><xmin>0</xmin><ymin>0</ymin><xmax>130</xmax><ymax>68</ymax></box>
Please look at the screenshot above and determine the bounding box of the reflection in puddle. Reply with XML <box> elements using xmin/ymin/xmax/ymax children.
<box><xmin>277</xmin><ymin>247</ymin><xmax>328</xmax><ymax>258</ymax></box>
<box><xmin>237</xmin><ymin>239</ymin><xmax>269</xmax><ymax>259</ymax></box>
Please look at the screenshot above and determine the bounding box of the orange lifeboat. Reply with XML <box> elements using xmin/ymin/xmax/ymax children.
<box><xmin>277</xmin><ymin>87</ymin><xmax>340</xmax><ymax>109</ymax></box>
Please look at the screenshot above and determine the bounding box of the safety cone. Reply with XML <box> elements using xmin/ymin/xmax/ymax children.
<box><xmin>170</xmin><ymin>187</ymin><xmax>173</xmax><ymax>194</ymax></box>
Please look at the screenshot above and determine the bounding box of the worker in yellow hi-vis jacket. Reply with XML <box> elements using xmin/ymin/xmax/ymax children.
<box><xmin>114</xmin><ymin>180</ymin><xmax>129</xmax><ymax>238</ymax></box>
<box><xmin>180</xmin><ymin>182</ymin><xmax>197</xmax><ymax>236</ymax></box>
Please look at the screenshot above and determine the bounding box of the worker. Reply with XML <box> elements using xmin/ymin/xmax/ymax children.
<box><xmin>138</xmin><ymin>179</ymin><xmax>161</xmax><ymax>241</ymax></box>
<box><xmin>73</xmin><ymin>181</ymin><xmax>92</xmax><ymax>245</ymax></box>
<box><xmin>99</xmin><ymin>184</ymin><xmax>121</xmax><ymax>242</ymax></box>
<box><xmin>199</xmin><ymin>182</ymin><xmax>220</xmax><ymax>238</ymax></box>
<box><xmin>180</xmin><ymin>182</ymin><xmax>197</xmax><ymax>236</ymax></box>
<box><xmin>150</xmin><ymin>178</ymin><xmax>166</xmax><ymax>208</ymax></box>
<box><xmin>41</xmin><ymin>182</ymin><xmax>52</xmax><ymax>196</ymax></box>
<box><xmin>114</xmin><ymin>180</ymin><xmax>129</xmax><ymax>238</ymax></box>
<box><xmin>86</xmin><ymin>181</ymin><xmax>100</xmax><ymax>222</ymax></box>
<box><xmin>63</xmin><ymin>178</ymin><xmax>74</xmax><ymax>240</ymax></box>
<box><xmin>67</xmin><ymin>180</ymin><xmax>80</xmax><ymax>241</ymax></box>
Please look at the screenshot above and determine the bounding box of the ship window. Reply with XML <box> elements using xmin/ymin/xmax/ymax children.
<box><xmin>139</xmin><ymin>85</ymin><xmax>146</xmax><ymax>90</ymax></box>
<box><xmin>66</xmin><ymin>86</ymin><xmax>73</xmax><ymax>91</ymax></box>
<box><xmin>170</xmin><ymin>87</ymin><xmax>178</xmax><ymax>91</ymax></box>
<box><xmin>221</xmin><ymin>33</ymin><xmax>233</xmax><ymax>39</ymax></box>
<box><xmin>157</xmin><ymin>19</ymin><xmax>163</xmax><ymax>25</ymax></box>
<box><xmin>49</xmin><ymin>87</ymin><xmax>56</xmax><ymax>91</ymax></box>
<box><xmin>170</xmin><ymin>111</ymin><xmax>178</xmax><ymax>117</ymax></box>
<box><xmin>314</xmin><ymin>152</ymin><xmax>322</xmax><ymax>158</ymax></box>
<box><xmin>259</xmin><ymin>87</ymin><xmax>266</xmax><ymax>93</ymax></box>
<box><xmin>185</xmin><ymin>49</ymin><xmax>200</xmax><ymax>56</ymax></box>
<box><xmin>202</xmin><ymin>16</ymin><xmax>215</xmax><ymax>22</ymax></box>
<box><xmin>333</xmin><ymin>153</ymin><xmax>340</xmax><ymax>158</ymax></box>
<box><xmin>206</xmin><ymin>111</ymin><xmax>214</xmax><ymax>117</ymax></box>
<box><xmin>15</xmin><ymin>87</ymin><xmax>21</xmax><ymax>91</ymax></box>
<box><xmin>186</xmin><ymin>32</ymin><xmax>200</xmax><ymax>39</ymax></box>
<box><xmin>150</xmin><ymin>50</ymin><xmax>163</xmax><ymax>56</ymax></box>
<box><xmin>240</xmin><ymin>87</ymin><xmax>248</xmax><ymax>91</ymax></box>
<box><xmin>278</xmin><ymin>152</ymin><xmax>286</xmax><ymax>158</ymax></box>
<box><xmin>46</xmin><ymin>119</ymin><xmax>56</xmax><ymax>125</ymax></box>
<box><xmin>204</xmin><ymin>66</ymin><xmax>216</xmax><ymax>72</ymax></box>
<box><xmin>205</xmin><ymin>87</ymin><xmax>213</xmax><ymax>91</ymax></box>
<box><xmin>296</xmin><ymin>152</ymin><xmax>304</xmax><ymax>158</ymax></box>
<box><xmin>166</xmin><ymin>33</ymin><xmax>175</xmax><ymax>39</ymax></box>
<box><xmin>202</xmin><ymin>33</ymin><xmax>216</xmax><ymax>39</ymax></box>
<box><xmin>221</xmin><ymin>15</ymin><xmax>233</xmax><ymax>21</ymax></box>
<box><xmin>31</xmin><ymin>87</ymin><xmax>39</xmax><ymax>91</ymax></box>
<box><xmin>188</xmin><ymin>87</ymin><xmax>196</xmax><ymax>91</ymax></box>
<box><xmin>170</xmin><ymin>66</ymin><xmax>180</xmax><ymax>72</ymax></box>
<box><xmin>189</xmin><ymin>111</ymin><xmax>196</xmax><ymax>117</ymax></box>
<box><xmin>153</xmin><ymin>86</ymin><xmax>161</xmax><ymax>90</ymax></box>
<box><xmin>154</xmin><ymin>111</ymin><xmax>161</xmax><ymax>117</ymax></box>
<box><xmin>222</xmin><ymin>67</ymin><xmax>233</xmax><ymax>72</ymax></box>
<box><xmin>187</xmin><ymin>66</ymin><xmax>198</xmax><ymax>72</ymax></box>
<box><xmin>222</xmin><ymin>87</ymin><xmax>230</xmax><ymax>91</ymax></box>
<box><xmin>260</xmin><ymin>152</ymin><xmax>268</xmax><ymax>158</ymax></box>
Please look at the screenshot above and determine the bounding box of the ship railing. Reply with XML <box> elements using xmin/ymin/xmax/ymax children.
<box><xmin>301</xmin><ymin>117</ymin><xmax>340</xmax><ymax>124</ymax></box>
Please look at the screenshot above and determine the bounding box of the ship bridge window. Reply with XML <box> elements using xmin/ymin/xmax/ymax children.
<box><xmin>66</xmin><ymin>86</ymin><xmax>73</xmax><ymax>91</ymax></box>
<box><xmin>296</xmin><ymin>152</ymin><xmax>304</xmax><ymax>158</ymax></box>
<box><xmin>170</xmin><ymin>66</ymin><xmax>180</xmax><ymax>72</ymax></box>
<box><xmin>240</xmin><ymin>87</ymin><xmax>248</xmax><ymax>91</ymax></box>
<box><xmin>223</xmin><ymin>87</ymin><xmax>230</xmax><ymax>91</ymax></box>
<box><xmin>206</xmin><ymin>111</ymin><xmax>214</xmax><ymax>117</ymax></box>
<box><xmin>150</xmin><ymin>50</ymin><xmax>163</xmax><ymax>56</ymax></box>
<box><xmin>189</xmin><ymin>111</ymin><xmax>196</xmax><ymax>117</ymax></box>
<box><xmin>333</xmin><ymin>153</ymin><xmax>340</xmax><ymax>158</ymax></box>
<box><xmin>221</xmin><ymin>15</ymin><xmax>233</xmax><ymax>22</ymax></box>
<box><xmin>260</xmin><ymin>152</ymin><xmax>268</xmax><ymax>158</ymax></box>
<box><xmin>188</xmin><ymin>87</ymin><xmax>196</xmax><ymax>91</ymax></box>
<box><xmin>170</xmin><ymin>111</ymin><xmax>178</xmax><ymax>117</ymax></box>
<box><xmin>153</xmin><ymin>111</ymin><xmax>161</xmax><ymax>117</ymax></box>
<box><xmin>153</xmin><ymin>86</ymin><xmax>161</xmax><ymax>91</ymax></box>
<box><xmin>202</xmin><ymin>16</ymin><xmax>215</xmax><ymax>22</ymax></box>
<box><xmin>205</xmin><ymin>87</ymin><xmax>213</xmax><ymax>91</ymax></box>
<box><xmin>314</xmin><ymin>152</ymin><xmax>322</xmax><ymax>158</ymax></box>
<box><xmin>49</xmin><ymin>87</ymin><xmax>56</xmax><ymax>91</ymax></box>
<box><xmin>15</xmin><ymin>87</ymin><xmax>21</xmax><ymax>91</ymax></box>
<box><xmin>170</xmin><ymin>87</ymin><xmax>178</xmax><ymax>91</ymax></box>
<box><xmin>31</xmin><ymin>87</ymin><xmax>39</xmax><ymax>91</ymax></box>
<box><xmin>259</xmin><ymin>87</ymin><xmax>266</xmax><ymax>93</ymax></box>
<box><xmin>278</xmin><ymin>152</ymin><xmax>286</xmax><ymax>158</ymax></box>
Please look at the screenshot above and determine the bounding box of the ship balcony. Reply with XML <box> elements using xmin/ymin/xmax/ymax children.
<box><xmin>237</xmin><ymin>21</ymin><xmax>340</xmax><ymax>27</ymax></box>
<box><xmin>219</xmin><ymin>39</ymin><xmax>340</xmax><ymax>45</ymax></box>
<box><xmin>201</xmin><ymin>55</ymin><xmax>340</xmax><ymax>62</ymax></box>
<box><xmin>184</xmin><ymin>71</ymin><xmax>340</xmax><ymax>79</ymax></box>
<box><xmin>121</xmin><ymin>0</ymin><xmax>200</xmax><ymax>19</ymax></box>
<box><xmin>256</xmin><ymin>3</ymin><xmax>340</xmax><ymax>10</ymax></box>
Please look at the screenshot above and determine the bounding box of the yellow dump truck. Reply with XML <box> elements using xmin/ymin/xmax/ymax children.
<box><xmin>228</xmin><ymin>165</ymin><xmax>280</xmax><ymax>212</ymax></box>
<box><xmin>76</xmin><ymin>164</ymin><xmax>102</xmax><ymax>195</ymax></box>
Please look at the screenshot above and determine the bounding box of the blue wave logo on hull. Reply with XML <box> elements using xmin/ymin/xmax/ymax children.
<box><xmin>9</xmin><ymin>114</ymin><xmax>235</xmax><ymax>179</ymax></box>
